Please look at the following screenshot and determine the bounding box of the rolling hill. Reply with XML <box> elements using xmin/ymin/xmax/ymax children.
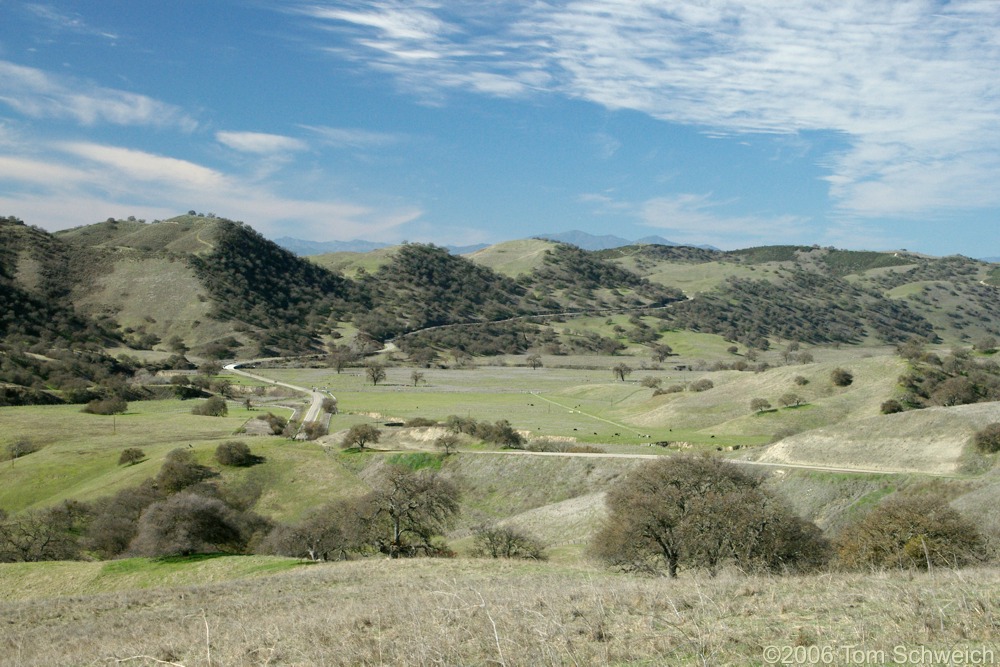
<box><xmin>3</xmin><ymin>211</ymin><xmax>1000</xmax><ymax>409</ymax></box>
<box><xmin>465</xmin><ymin>238</ymin><xmax>557</xmax><ymax>277</ymax></box>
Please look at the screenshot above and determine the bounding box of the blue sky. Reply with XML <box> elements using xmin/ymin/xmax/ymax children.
<box><xmin>1</xmin><ymin>1</ymin><xmax>999</xmax><ymax>255</ymax></box>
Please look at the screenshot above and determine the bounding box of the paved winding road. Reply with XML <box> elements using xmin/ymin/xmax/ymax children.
<box><xmin>223</xmin><ymin>360</ymin><xmax>331</xmax><ymax>425</ymax></box>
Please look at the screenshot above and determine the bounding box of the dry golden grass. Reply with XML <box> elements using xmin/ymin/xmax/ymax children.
<box><xmin>758</xmin><ymin>402</ymin><xmax>1000</xmax><ymax>475</ymax></box>
<box><xmin>2</xmin><ymin>558</ymin><xmax>999</xmax><ymax>666</ymax></box>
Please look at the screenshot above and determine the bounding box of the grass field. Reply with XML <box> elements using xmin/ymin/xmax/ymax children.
<box><xmin>626</xmin><ymin>258</ymin><xmax>765</xmax><ymax>294</ymax></box>
<box><xmin>0</xmin><ymin>399</ymin><xmax>361</xmax><ymax>519</ymax></box>
<box><xmin>466</xmin><ymin>238</ymin><xmax>557</xmax><ymax>276</ymax></box>
<box><xmin>307</xmin><ymin>246</ymin><xmax>399</xmax><ymax>278</ymax></box>
<box><xmin>273</xmin><ymin>352</ymin><xmax>908</xmax><ymax>451</ymax></box>
<box><xmin>2</xmin><ymin>556</ymin><xmax>998</xmax><ymax>666</ymax></box>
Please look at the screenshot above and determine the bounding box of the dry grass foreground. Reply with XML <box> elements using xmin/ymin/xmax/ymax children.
<box><xmin>3</xmin><ymin>558</ymin><xmax>1000</xmax><ymax>666</ymax></box>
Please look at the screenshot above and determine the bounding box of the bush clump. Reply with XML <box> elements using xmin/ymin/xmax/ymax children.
<box><xmin>215</xmin><ymin>441</ymin><xmax>258</xmax><ymax>467</ymax></box>
<box><xmin>880</xmin><ymin>399</ymin><xmax>904</xmax><ymax>414</ymax></box>
<box><xmin>974</xmin><ymin>423</ymin><xmax>1000</xmax><ymax>454</ymax></box>
<box><xmin>191</xmin><ymin>395</ymin><xmax>228</xmax><ymax>416</ymax></box>
<box><xmin>836</xmin><ymin>493</ymin><xmax>984</xmax><ymax>570</ymax></box>
<box><xmin>118</xmin><ymin>448</ymin><xmax>145</xmax><ymax>466</ymax></box>
<box><xmin>4</xmin><ymin>440</ymin><xmax>41</xmax><ymax>461</ymax></box>
<box><xmin>444</xmin><ymin>416</ymin><xmax>525</xmax><ymax>448</ymax></box>
<box><xmin>83</xmin><ymin>397</ymin><xmax>128</xmax><ymax>415</ymax></box>
<box><xmin>831</xmin><ymin>368</ymin><xmax>854</xmax><ymax>387</ymax></box>
<box><xmin>155</xmin><ymin>448</ymin><xmax>217</xmax><ymax>493</ymax></box>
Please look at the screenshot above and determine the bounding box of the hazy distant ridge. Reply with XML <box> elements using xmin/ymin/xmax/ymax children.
<box><xmin>537</xmin><ymin>230</ymin><xmax>720</xmax><ymax>251</ymax></box>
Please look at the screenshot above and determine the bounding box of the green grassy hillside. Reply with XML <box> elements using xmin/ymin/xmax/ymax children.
<box><xmin>0</xmin><ymin>399</ymin><xmax>365</xmax><ymax>520</ymax></box>
<box><xmin>466</xmin><ymin>238</ymin><xmax>558</xmax><ymax>277</ymax></box>
<box><xmin>56</xmin><ymin>215</ymin><xmax>222</xmax><ymax>256</ymax></box>
<box><xmin>306</xmin><ymin>246</ymin><xmax>400</xmax><ymax>278</ymax></box>
<box><xmin>72</xmin><ymin>254</ymin><xmax>233</xmax><ymax>350</ymax></box>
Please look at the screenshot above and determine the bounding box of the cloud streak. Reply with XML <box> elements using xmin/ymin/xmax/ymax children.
<box><xmin>0</xmin><ymin>137</ymin><xmax>421</xmax><ymax>241</ymax></box>
<box><xmin>297</xmin><ymin>0</ymin><xmax>1000</xmax><ymax>219</ymax></box>
<box><xmin>0</xmin><ymin>60</ymin><xmax>196</xmax><ymax>130</ymax></box>
<box><xmin>23</xmin><ymin>3</ymin><xmax>119</xmax><ymax>40</ymax></box>
<box><xmin>216</xmin><ymin>131</ymin><xmax>308</xmax><ymax>154</ymax></box>
<box><xmin>638</xmin><ymin>193</ymin><xmax>807</xmax><ymax>248</ymax></box>
<box><xmin>302</xmin><ymin>125</ymin><xmax>407</xmax><ymax>149</ymax></box>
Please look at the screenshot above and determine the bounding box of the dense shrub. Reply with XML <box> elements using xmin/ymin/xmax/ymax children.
<box><xmin>259</xmin><ymin>499</ymin><xmax>368</xmax><ymax>561</ymax></box>
<box><xmin>83</xmin><ymin>480</ymin><xmax>163</xmax><ymax>559</ymax></box>
<box><xmin>155</xmin><ymin>448</ymin><xmax>217</xmax><ymax>493</ymax></box>
<box><xmin>191</xmin><ymin>395</ymin><xmax>228</xmax><ymax>416</ymax></box>
<box><xmin>974</xmin><ymin>423</ymin><xmax>1000</xmax><ymax>454</ymax></box>
<box><xmin>215</xmin><ymin>441</ymin><xmax>257</xmax><ymax>467</ymax></box>
<box><xmin>446</xmin><ymin>416</ymin><xmax>525</xmax><ymax>448</ymax></box>
<box><xmin>118</xmin><ymin>448</ymin><xmax>145</xmax><ymax>466</ymax></box>
<box><xmin>405</xmin><ymin>417</ymin><xmax>438</xmax><ymax>427</ymax></box>
<box><xmin>4</xmin><ymin>439</ymin><xmax>41</xmax><ymax>461</ymax></box>
<box><xmin>83</xmin><ymin>396</ymin><xmax>128</xmax><ymax>415</ymax></box>
<box><xmin>129</xmin><ymin>492</ymin><xmax>252</xmax><ymax>557</ymax></box>
<box><xmin>880</xmin><ymin>399</ymin><xmax>904</xmax><ymax>414</ymax></box>
<box><xmin>831</xmin><ymin>368</ymin><xmax>853</xmax><ymax>387</ymax></box>
<box><xmin>837</xmin><ymin>493</ymin><xmax>984</xmax><ymax>570</ymax></box>
<box><xmin>302</xmin><ymin>421</ymin><xmax>328</xmax><ymax>441</ymax></box>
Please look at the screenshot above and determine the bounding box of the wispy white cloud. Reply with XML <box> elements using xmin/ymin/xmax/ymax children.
<box><xmin>216</xmin><ymin>131</ymin><xmax>308</xmax><ymax>154</ymax></box>
<box><xmin>297</xmin><ymin>1</ymin><xmax>1000</xmax><ymax>219</ymax></box>
<box><xmin>58</xmin><ymin>142</ymin><xmax>228</xmax><ymax>190</ymax></box>
<box><xmin>0</xmin><ymin>60</ymin><xmax>196</xmax><ymax>130</ymax></box>
<box><xmin>0</xmin><ymin>155</ymin><xmax>91</xmax><ymax>186</ymax></box>
<box><xmin>302</xmin><ymin>125</ymin><xmax>406</xmax><ymax>149</ymax></box>
<box><xmin>582</xmin><ymin>191</ymin><xmax>808</xmax><ymax>248</ymax></box>
<box><xmin>23</xmin><ymin>3</ymin><xmax>119</xmax><ymax>40</ymax></box>
<box><xmin>592</xmin><ymin>132</ymin><xmax>621</xmax><ymax>160</ymax></box>
<box><xmin>305</xmin><ymin>4</ymin><xmax>453</xmax><ymax>43</ymax></box>
<box><xmin>0</xmin><ymin>138</ymin><xmax>421</xmax><ymax>240</ymax></box>
<box><xmin>297</xmin><ymin>1</ymin><xmax>549</xmax><ymax>100</ymax></box>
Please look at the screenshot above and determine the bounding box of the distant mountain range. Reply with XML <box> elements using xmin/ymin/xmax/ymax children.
<box><xmin>536</xmin><ymin>231</ymin><xmax>720</xmax><ymax>251</ymax></box>
<box><xmin>273</xmin><ymin>237</ymin><xmax>389</xmax><ymax>255</ymax></box>
<box><xmin>276</xmin><ymin>230</ymin><xmax>718</xmax><ymax>256</ymax></box>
